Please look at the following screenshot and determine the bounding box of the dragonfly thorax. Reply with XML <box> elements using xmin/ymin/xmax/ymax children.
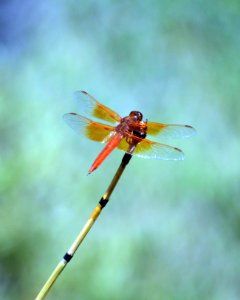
<box><xmin>116</xmin><ymin>112</ymin><xmax>148</xmax><ymax>143</ymax></box>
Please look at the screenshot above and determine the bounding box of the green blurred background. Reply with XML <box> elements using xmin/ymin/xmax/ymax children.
<box><xmin>1</xmin><ymin>1</ymin><xmax>240</xmax><ymax>299</ymax></box>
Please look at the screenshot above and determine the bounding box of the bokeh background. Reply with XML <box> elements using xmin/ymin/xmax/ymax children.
<box><xmin>1</xmin><ymin>1</ymin><xmax>240</xmax><ymax>299</ymax></box>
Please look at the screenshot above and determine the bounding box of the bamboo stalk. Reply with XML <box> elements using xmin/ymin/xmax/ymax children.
<box><xmin>35</xmin><ymin>153</ymin><xmax>132</xmax><ymax>299</ymax></box>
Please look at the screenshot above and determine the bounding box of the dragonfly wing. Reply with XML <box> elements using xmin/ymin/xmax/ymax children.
<box><xmin>117</xmin><ymin>137</ymin><xmax>184</xmax><ymax>160</ymax></box>
<box><xmin>74</xmin><ymin>91</ymin><xmax>121</xmax><ymax>124</ymax></box>
<box><xmin>63</xmin><ymin>113</ymin><xmax>115</xmax><ymax>143</ymax></box>
<box><xmin>147</xmin><ymin>122</ymin><xmax>196</xmax><ymax>139</ymax></box>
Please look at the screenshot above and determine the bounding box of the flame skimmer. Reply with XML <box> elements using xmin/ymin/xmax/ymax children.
<box><xmin>63</xmin><ymin>91</ymin><xmax>195</xmax><ymax>173</ymax></box>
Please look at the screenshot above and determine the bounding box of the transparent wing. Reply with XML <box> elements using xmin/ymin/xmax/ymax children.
<box><xmin>74</xmin><ymin>90</ymin><xmax>121</xmax><ymax>124</ymax></box>
<box><xmin>147</xmin><ymin>122</ymin><xmax>196</xmax><ymax>140</ymax></box>
<box><xmin>63</xmin><ymin>113</ymin><xmax>115</xmax><ymax>143</ymax></box>
<box><xmin>117</xmin><ymin>137</ymin><xmax>185</xmax><ymax>160</ymax></box>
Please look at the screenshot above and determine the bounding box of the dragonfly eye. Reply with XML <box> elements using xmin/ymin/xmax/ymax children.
<box><xmin>129</xmin><ymin>111</ymin><xmax>143</xmax><ymax>121</ymax></box>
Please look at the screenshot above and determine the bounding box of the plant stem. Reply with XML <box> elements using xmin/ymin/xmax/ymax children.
<box><xmin>35</xmin><ymin>153</ymin><xmax>132</xmax><ymax>299</ymax></box>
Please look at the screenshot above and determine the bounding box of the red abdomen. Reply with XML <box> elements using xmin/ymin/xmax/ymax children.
<box><xmin>88</xmin><ymin>133</ymin><xmax>123</xmax><ymax>173</ymax></box>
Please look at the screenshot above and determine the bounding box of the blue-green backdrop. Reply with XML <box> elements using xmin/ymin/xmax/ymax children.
<box><xmin>1</xmin><ymin>1</ymin><xmax>240</xmax><ymax>299</ymax></box>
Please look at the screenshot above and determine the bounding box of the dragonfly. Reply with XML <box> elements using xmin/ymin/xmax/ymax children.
<box><xmin>63</xmin><ymin>91</ymin><xmax>196</xmax><ymax>174</ymax></box>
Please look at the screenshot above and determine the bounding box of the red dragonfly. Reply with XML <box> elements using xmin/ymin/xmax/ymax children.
<box><xmin>63</xmin><ymin>91</ymin><xmax>195</xmax><ymax>174</ymax></box>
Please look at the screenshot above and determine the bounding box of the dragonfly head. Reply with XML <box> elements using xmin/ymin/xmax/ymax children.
<box><xmin>129</xmin><ymin>111</ymin><xmax>143</xmax><ymax>121</ymax></box>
